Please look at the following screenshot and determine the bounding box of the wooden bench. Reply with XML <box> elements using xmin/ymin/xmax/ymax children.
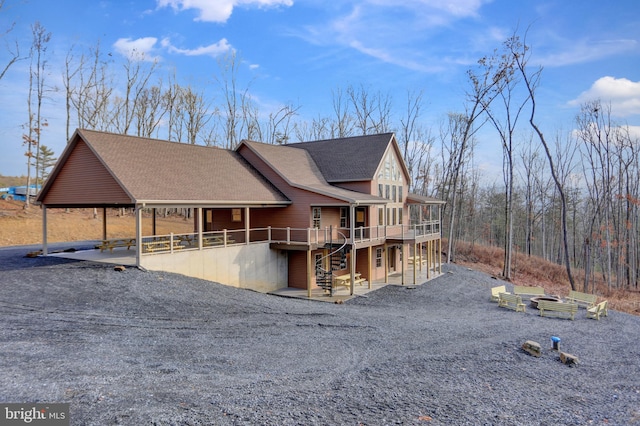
<box><xmin>142</xmin><ymin>240</ymin><xmax>184</xmax><ymax>253</ymax></box>
<box><xmin>97</xmin><ymin>238</ymin><xmax>135</xmax><ymax>253</ymax></box>
<box><xmin>333</xmin><ymin>273</ymin><xmax>362</xmax><ymax>290</ymax></box>
<box><xmin>566</xmin><ymin>290</ymin><xmax>597</xmax><ymax>309</ymax></box>
<box><xmin>498</xmin><ymin>293</ymin><xmax>526</xmax><ymax>312</ymax></box>
<box><xmin>490</xmin><ymin>285</ymin><xmax>506</xmax><ymax>302</ymax></box>
<box><xmin>202</xmin><ymin>236</ymin><xmax>236</xmax><ymax>247</ymax></box>
<box><xmin>353</xmin><ymin>277</ymin><xmax>366</xmax><ymax>286</ymax></box>
<box><xmin>514</xmin><ymin>285</ymin><xmax>545</xmax><ymax>300</ymax></box>
<box><xmin>538</xmin><ymin>300</ymin><xmax>578</xmax><ymax>320</ymax></box>
<box><xmin>587</xmin><ymin>300</ymin><xmax>608</xmax><ymax>320</ymax></box>
<box><xmin>407</xmin><ymin>256</ymin><xmax>426</xmax><ymax>265</ymax></box>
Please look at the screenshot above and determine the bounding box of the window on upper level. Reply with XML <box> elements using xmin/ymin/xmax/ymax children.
<box><xmin>340</xmin><ymin>207</ymin><xmax>348</xmax><ymax>228</ymax></box>
<box><xmin>312</xmin><ymin>207</ymin><xmax>321</xmax><ymax>229</ymax></box>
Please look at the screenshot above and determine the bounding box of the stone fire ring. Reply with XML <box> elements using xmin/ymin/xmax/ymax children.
<box><xmin>530</xmin><ymin>296</ymin><xmax>562</xmax><ymax>309</ymax></box>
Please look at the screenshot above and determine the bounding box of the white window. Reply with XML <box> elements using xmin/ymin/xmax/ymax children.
<box><xmin>340</xmin><ymin>207</ymin><xmax>348</xmax><ymax>228</ymax></box>
<box><xmin>312</xmin><ymin>207</ymin><xmax>321</xmax><ymax>229</ymax></box>
<box><xmin>376</xmin><ymin>248</ymin><xmax>383</xmax><ymax>267</ymax></box>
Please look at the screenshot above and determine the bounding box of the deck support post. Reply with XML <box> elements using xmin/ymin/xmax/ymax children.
<box><xmin>349</xmin><ymin>204</ymin><xmax>356</xmax><ymax>296</ymax></box>
<box><xmin>135</xmin><ymin>205</ymin><xmax>142</xmax><ymax>266</ymax></box>
<box><xmin>42</xmin><ymin>206</ymin><xmax>48</xmax><ymax>255</ymax></box>
<box><xmin>307</xmin><ymin>249</ymin><xmax>312</xmax><ymax>298</ymax></box>
<box><xmin>368</xmin><ymin>246</ymin><xmax>372</xmax><ymax>289</ymax></box>
<box><xmin>102</xmin><ymin>208</ymin><xmax>107</xmax><ymax>241</ymax></box>
<box><xmin>197</xmin><ymin>208</ymin><xmax>203</xmax><ymax>250</ymax></box>
<box><xmin>384</xmin><ymin>243</ymin><xmax>389</xmax><ymax>284</ymax></box>
<box><xmin>245</xmin><ymin>207</ymin><xmax>250</xmax><ymax>245</ymax></box>
<box><xmin>152</xmin><ymin>208</ymin><xmax>157</xmax><ymax>236</ymax></box>
<box><xmin>413</xmin><ymin>242</ymin><xmax>417</xmax><ymax>285</ymax></box>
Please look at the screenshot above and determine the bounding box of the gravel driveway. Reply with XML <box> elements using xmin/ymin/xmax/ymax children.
<box><xmin>1</xmin><ymin>243</ymin><xmax>639</xmax><ymax>425</ymax></box>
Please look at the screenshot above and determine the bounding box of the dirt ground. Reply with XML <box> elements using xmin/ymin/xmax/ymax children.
<box><xmin>0</xmin><ymin>200</ymin><xmax>193</xmax><ymax>246</ymax></box>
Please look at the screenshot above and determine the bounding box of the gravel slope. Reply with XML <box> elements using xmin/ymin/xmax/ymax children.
<box><xmin>0</xmin><ymin>244</ymin><xmax>639</xmax><ymax>425</ymax></box>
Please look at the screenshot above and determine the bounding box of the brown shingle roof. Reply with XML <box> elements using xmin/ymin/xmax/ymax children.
<box><xmin>41</xmin><ymin>129</ymin><xmax>289</xmax><ymax>206</ymax></box>
<box><xmin>240</xmin><ymin>140</ymin><xmax>387</xmax><ymax>204</ymax></box>
<box><xmin>288</xmin><ymin>133</ymin><xmax>394</xmax><ymax>182</ymax></box>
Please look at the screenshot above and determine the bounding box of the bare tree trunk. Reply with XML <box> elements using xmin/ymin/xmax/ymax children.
<box><xmin>509</xmin><ymin>34</ymin><xmax>576</xmax><ymax>289</ymax></box>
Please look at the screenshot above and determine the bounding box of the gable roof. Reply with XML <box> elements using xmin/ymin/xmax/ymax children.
<box><xmin>38</xmin><ymin>129</ymin><xmax>290</xmax><ymax>207</ymax></box>
<box><xmin>239</xmin><ymin>140</ymin><xmax>388</xmax><ymax>205</ymax></box>
<box><xmin>288</xmin><ymin>133</ymin><xmax>401</xmax><ymax>182</ymax></box>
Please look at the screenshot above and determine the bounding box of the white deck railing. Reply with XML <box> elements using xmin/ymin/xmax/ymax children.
<box><xmin>140</xmin><ymin>221</ymin><xmax>440</xmax><ymax>255</ymax></box>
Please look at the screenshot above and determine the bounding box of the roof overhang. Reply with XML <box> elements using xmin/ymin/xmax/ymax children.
<box><xmin>406</xmin><ymin>193</ymin><xmax>445</xmax><ymax>204</ymax></box>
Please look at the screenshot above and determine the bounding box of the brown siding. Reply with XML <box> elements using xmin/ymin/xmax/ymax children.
<box><xmin>288</xmin><ymin>251</ymin><xmax>308</xmax><ymax>289</ymax></box>
<box><xmin>335</xmin><ymin>180</ymin><xmax>374</xmax><ymax>194</ymax></box>
<box><xmin>42</xmin><ymin>140</ymin><xmax>132</xmax><ymax>206</ymax></box>
<box><xmin>355</xmin><ymin>247</ymin><xmax>371</xmax><ymax>280</ymax></box>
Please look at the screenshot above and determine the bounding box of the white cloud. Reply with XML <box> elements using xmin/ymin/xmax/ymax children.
<box><xmin>537</xmin><ymin>39</ymin><xmax>637</xmax><ymax>67</ymax></box>
<box><xmin>297</xmin><ymin>0</ymin><xmax>490</xmax><ymax>73</ymax></box>
<box><xmin>569</xmin><ymin>76</ymin><xmax>640</xmax><ymax>117</ymax></box>
<box><xmin>156</xmin><ymin>0</ymin><xmax>293</xmax><ymax>23</ymax></box>
<box><xmin>113</xmin><ymin>37</ymin><xmax>160</xmax><ymax>61</ymax></box>
<box><xmin>161</xmin><ymin>37</ymin><xmax>232</xmax><ymax>57</ymax></box>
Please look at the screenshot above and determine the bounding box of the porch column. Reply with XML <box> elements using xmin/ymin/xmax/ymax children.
<box><xmin>245</xmin><ymin>207</ymin><xmax>250</xmax><ymax>245</ymax></box>
<box><xmin>42</xmin><ymin>206</ymin><xmax>48</xmax><ymax>255</ymax></box>
<box><xmin>367</xmin><ymin>246</ymin><xmax>372</xmax><ymax>289</ymax></box>
<box><xmin>413</xmin><ymin>242</ymin><xmax>417</xmax><ymax>285</ymax></box>
<box><xmin>438</xmin><ymin>238</ymin><xmax>442</xmax><ymax>274</ymax></box>
<box><xmin>152</xmin><ymin>208</ymin><xmax>157</xmax><ymax>236</ymax></box>
<box><xmin>401</xmin><ymin>244</ymin><xmax>405</xmax><ymax>286</ymax></box>
<box><xmin>102</xmin><ymin>208</ymin><xmax>107</xmax><ymax>241</ymax></box>
<box><xmin>349</xmin><ymin>204</ymin><xmax>356</xmax><ymax>296</ymax></box>
<box><xmin>384</xmin><ymin>243</ymin><xmax>389</xmax><ymax>283</ymax></box>
<box><xmin>135</xmin><ymin>205</ymin><xmax>142</xmax><ymax>266</ymax></box>
<box><xmin>427</xmin><ymin>241</ymin><xmax>431</xmax><ymax>279</ymax></box>
<box><xmin>197</xmin><ymin>208</ymin><xmax>203</xmax><ymax>250</ymax></box>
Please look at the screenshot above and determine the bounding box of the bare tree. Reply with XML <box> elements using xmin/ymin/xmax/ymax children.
<box><xmin>347</xmin><ymin>84</ymin><xmax>393</xmax><ymax>135</ymax></box>
<box><xmin>444</xmin><ymin>48</ymin><xmax>509</xmax><ymax>262</ymax></box>
<box><xmin>480</xmin><ymin>41</ymin><xmax>529</xmax><ymax>280</ymax></box>
<box><xmin>70</xmin><ymin>42</ymin><xmax>115</xmax><ymax>131</ymax></box>
<box><xmin>134</xmin><ymin>85</ymin><xmax>166</xmax><ymax>138</ymax></box>
<box><xmin>508</xmin><ymin>33</ymin><xmax>576</xmax><ymax>290</ymax></box>
<box><xmin>215</xmin><ymin>50</ymin><xmax>253</xmax><ymax>148</ymax></box>
<box><xmin>0</xmin><ymin>0</ymin><xmax>23</xmax><ymax>80</ymax></box>
<box><xmin>177</xmin><ymin>85</ymin><xmax>212</xmax><ymax>144</ymax></box>
<box><xmin>22</xmin><ymin>22</ymin><xmax>52</xmax><ymax>208</ymax></box>
<box><xmin>330</xmin><ymin>87</ymin><xmax>354</xmax><ymax>138</ymax></box>
<box><xmin>112</xmin><ymin>53</ymin><xmax>158</xmax><ymax>134</ymax></box>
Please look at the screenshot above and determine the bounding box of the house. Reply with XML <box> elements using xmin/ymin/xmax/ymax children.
<box><xmin>36</xmin><ymin>129</ymin><xmax>443</xmax><ymax>297</ymax></box>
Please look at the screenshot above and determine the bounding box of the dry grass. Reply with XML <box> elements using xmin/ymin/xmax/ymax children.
<box><xmin>451</xmin><ymin>239</ymin><xmax>640</xmax><ymax>316</ymax></box>
<box><xmin>0</xmin><ymin>200</ymin><xmax>193</xmax><ymax>246</ymax></box>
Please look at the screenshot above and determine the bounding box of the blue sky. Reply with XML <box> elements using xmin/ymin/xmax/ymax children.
<box><xmin>1</xmin><ymin>0</ymin><xmax>639</xmax><ymax>179</ymax></box>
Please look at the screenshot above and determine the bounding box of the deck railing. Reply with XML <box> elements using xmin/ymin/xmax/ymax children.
<box><xmin>140</xmin><ymin>220</ymin><xmax>441</xmax><ymax>255</ymax></box>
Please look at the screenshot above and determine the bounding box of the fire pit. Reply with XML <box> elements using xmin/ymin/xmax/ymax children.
<box><xmin>530</xmin><ymin>296</ymin><xmax>562</xmax><ymax>309</ymax></box>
